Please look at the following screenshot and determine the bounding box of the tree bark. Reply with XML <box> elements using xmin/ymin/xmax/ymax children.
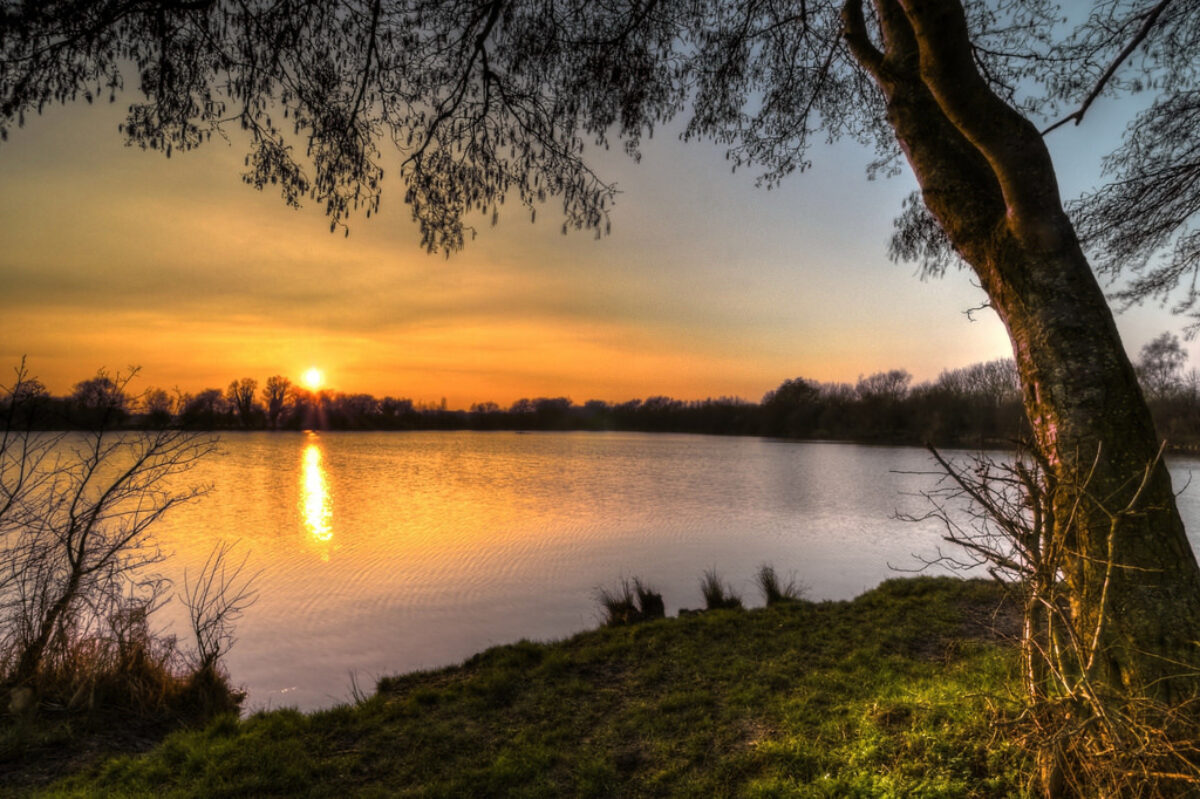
<box><xmin>843</xmin><ymin>0</ymin><xmax>1200</xmax><ymax>699</ymax></box>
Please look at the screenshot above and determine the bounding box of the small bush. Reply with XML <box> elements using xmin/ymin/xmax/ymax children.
<box><xmin>700</xmin><ymin>569</ymin><xmax>743</xmax><ymax>610</ymax></box>
<box><xmin>756</xmin><ymin>565</ymin><xmax>805</xmax><ymax>606</ymax></box>
<box><xmin>1</xmin><ymin>600</ymin><xmax>244</xmax><ymax>723</ymax></box>
<box><xmin>178</xmin><ymin>664</ymin><xmax>245</xmax><ymax>719</ymax></box>
<box><xmin>598</xmin><ymin>578</ymin><xmax>664</xmax><ymax>626</ymax></box>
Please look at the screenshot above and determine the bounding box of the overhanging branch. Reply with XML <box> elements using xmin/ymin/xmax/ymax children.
<box><xmin>1043</xmin><ymin>0</ymin><xmax>1176</xmax><ymax>136</ymax></box>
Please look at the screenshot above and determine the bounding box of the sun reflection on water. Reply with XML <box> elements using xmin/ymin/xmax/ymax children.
<box><xmin>301</xmin><ymin>435</ymin><xmax>333</xmax><ymax>548</ymax></box>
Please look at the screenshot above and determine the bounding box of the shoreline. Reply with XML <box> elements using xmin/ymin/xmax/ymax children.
<box><xmin>13</xmin><ymin>576</ymin><xmax>1028</xmax><ymax>797</ymax></box>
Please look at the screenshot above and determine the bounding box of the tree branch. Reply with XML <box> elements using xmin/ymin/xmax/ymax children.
<box><xmin>840</xmin><ymin>0</ymin><xmax>885</xmax><ymax>79</ymax></box>
<box><xmin>348</xmin><ymin>0</ymin><xmax>382</xmax><ymax>133</ymax></box>
<box><xmin>896</xmin><ymin>0</ymin><xmax>1069</xmax><ymax>248</ymax></box>
<box><xmin>1043</xmin><ymin>0</ymin><xmax>1176</xmax><ymax>136</ymax></box>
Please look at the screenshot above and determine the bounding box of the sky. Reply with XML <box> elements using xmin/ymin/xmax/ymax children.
<box><xmin>0</xmin><ymin>63</ymin><xmax>1186</xmax><ymax>409</ymax></box>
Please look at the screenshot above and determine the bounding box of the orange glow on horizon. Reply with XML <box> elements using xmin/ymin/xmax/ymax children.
<box><xmin>0</xmin><ymin>96</ymin><xmax>1063</xmax><ymax>415</ymax></box>
<box><xmin>0</xmin><ymin>303</ymin><xmax>1015</xmax><ymax>409</ymax></box>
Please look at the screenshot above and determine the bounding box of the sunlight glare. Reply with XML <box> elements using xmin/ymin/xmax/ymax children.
<box><xmin>301</xmin><ymin>438</ymin><xmax>333</xmax><ymax>546</ymax></box>
<box><xmin>302</xmin><ymin>367</ymin><xmax>324</xmax><ymax>391</ymax></box>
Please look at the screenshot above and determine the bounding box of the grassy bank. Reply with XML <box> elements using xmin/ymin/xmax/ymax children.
<box><xmin>21</xmin><ymin>577</ymin><xmax>1027</xmax><ymax>798</ymax></box>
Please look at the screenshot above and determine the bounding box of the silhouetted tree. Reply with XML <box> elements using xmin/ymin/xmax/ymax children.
<box><xmin>922</xmin><ymin>358</ymin><xmax>1024</xmax><ymax>444</ymax></box>
<box><xmin>70</xmin><ymin>372</ymin><xmax>128</xmax><ymax>427</ymax></box>
<box><xmin>508</xmin><ymin>398</ymin><xmax>536</xmax><ymax>429</ymax></box>
<box><xmin>142</xmin><ymin>387</ymin><xmax>174</xmax><ymax>426</ymax></box>
<box><xmin>0</xmin><ymin>365</ymin><xmax>49</xmax><ymax>432</ymax></box>
<box><xmin>533</xmin><ymin>397</ymin><xmax>571</xmax><ymax>429</ymax></box>
<box><xmin>576</xmin><ymin>399</ymin><xmax>609</xmax><ymax>431</ymax></box>
<box><xmin>1136</xmin><ymin>332</ymin><xmax>1187</xmax><ymax>402</ymax></box>
<box><xmin>331</xmin><ymin>392</ymin><xmax>380</xmax><ymax>428</ymax></box>
<box><xmin>262</xmin><ymin>375</ymin><xmax>290</xmax><ymax>430</ymax></box>
<box><xmin>853</xmin><ymin>370</ymin><xmax>911</xmax><ymax>438</ymax></box>
<box><xmin>284</xmin><ymin>387</ymin><xmax>328</xmax><ymax>430</ymax></box>
<box><xmin>225</xmin><ymin>377</ymin><xmax>260</xmax><ymax>428</ymax></box>
<box><xmin>467</xmin><ymin>401</ymin><xmax>501</xmax><ymax>430</ymax></box>
<box><xmin>761</xmin><ymin>377</ymin><xmax>822</xmax><ymax>438</ymax></box>
<box><xmin>379</xmin><ymin>396</ymin><xmax>415</xmax><ymax>428</ymax></box>
<box><xmin>179</xmin><ymin>388</ymin><xmax>227</xmax><ymax>429</ymax></box>
<box><xmin>939</xmin><ymin>358</ymin><xmax>1020</xmax><ymax>408</ymax></box>
<box><xmin>855</xmin><ymin>370</ymin><xmax>911</xmax><ymax>404</ymax></box>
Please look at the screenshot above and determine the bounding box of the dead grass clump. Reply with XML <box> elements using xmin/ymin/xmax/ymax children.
<box><xmin>700</xmin><ymin>569</ymin><xmax>743</xmax><ymax>610</ymax></box>
<box><xmin>598</xmin><ymin>578</ymin><xmax>664</xmax><ymax>626</ymax></box>
<box><xmin>755</xmin><ymin>565</ymin><xmax>804</xmax><ymax>606</ymax></box>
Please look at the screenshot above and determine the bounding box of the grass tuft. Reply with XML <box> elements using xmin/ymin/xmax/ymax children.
<box><xmin>700</xmin><ymin>569</ymin><xmax>743</xmax><ymax>610</ymax></box>
<box><xmin>755</xmin><ymin>564</ymin><xmax>805</xmax><ymax>606</ymax></box>
<box><xmin>597</xmin><ymin>577</ymin><xmax>665</xmax><ymax>626</ymax></box>
<box><xmin>596</xmin><ymin>580</ymin><xmax>637</xmax><ymax>626</ymax></box>
<box><xmin>632</xmin><ymin>578</ymin><xmax>665</xmax><ymax>620</ymax></box>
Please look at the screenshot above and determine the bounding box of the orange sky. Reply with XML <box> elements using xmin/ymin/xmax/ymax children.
<box><xmin>0</xmin><ymin>95</ymin><xmax>1181</xmax><ymax>409</ymax></box>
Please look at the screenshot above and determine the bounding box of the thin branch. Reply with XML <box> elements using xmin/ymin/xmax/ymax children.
<box><xmin>1043</xmin><ymin>0</ymin><xmax>1175</xmax><ymax>135</ymax></box>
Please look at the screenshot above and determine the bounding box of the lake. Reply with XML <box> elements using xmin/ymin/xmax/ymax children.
<box><xmin>146</xmin><ymin>431</ymin><xmax>1200</xmax><ymax>711</ymax></box>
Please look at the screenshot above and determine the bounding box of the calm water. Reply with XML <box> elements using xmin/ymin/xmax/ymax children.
<box><xmin>144</xmin><ymin>432</ymin><xmax>1200</xmax><ymax>711</ymax></box>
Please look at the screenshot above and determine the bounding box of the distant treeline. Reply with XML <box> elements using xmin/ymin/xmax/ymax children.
<box><xmin>9</xmin><ymin>333</ymin><xmax>1200</xmax><ymax>449</ymax></box>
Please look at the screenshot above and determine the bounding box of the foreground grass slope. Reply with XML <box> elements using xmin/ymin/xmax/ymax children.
<box><xmin>36</xmin><ymin>577</ymin><xmax>1027</xmax><ymax>798</ymax></box>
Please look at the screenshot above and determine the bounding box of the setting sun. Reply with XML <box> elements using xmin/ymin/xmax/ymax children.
<box><xmin>302</xmin><ymin>367</ymin><xmax>324</xmax><ymax>391</ymax></box>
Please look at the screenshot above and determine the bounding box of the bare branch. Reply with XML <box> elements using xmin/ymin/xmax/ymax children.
<box><xmin>1042</xmin><ymin>0</ymin><xmax>1176</xmax><ymax>135</ymax></box>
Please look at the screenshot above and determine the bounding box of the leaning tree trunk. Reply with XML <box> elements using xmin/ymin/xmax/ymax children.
<box><xmin>843</xmin><ymin>0</ymin><xmax>1200</xmax><ymax>700</ymax></box>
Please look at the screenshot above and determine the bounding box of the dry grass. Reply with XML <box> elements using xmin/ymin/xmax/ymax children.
<box><xmin>699</xmin><ymin>568</ymin><xmax>743</xmax><ymax>610</ymax></box>
<box><xmin>755</xmin><ymin>564</ymin><xmax>804</xmax><ymax>606</ymax></box>
<box><xmin>596</xmin><ymin>577</ymin><xmax>665</xmax><ymax>626</ymax></box>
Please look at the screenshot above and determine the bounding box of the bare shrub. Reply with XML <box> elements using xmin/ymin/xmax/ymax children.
<box><xmin>914</xmin><ymin>444</ymin><xmax>1200</xmax><ymax>795</ymax></box>
<box><xmin>0</xmin><ymin>363</ymin><xmax>246</xmax><ymax>721</ymax></box>
<box><xmin>179</xmin><ymin>541</ymin><xmax>258</xmax><ymax>715</ymax></box>
<box><xmin>183</xmin><ymin>541</ymin><xmax>259</xmax><ymax>673</ymax></box>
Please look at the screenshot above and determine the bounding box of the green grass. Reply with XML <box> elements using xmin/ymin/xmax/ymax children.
<box><xmin>24</xmin><ymin>577</ymin><xmax>1028</xmax><ymax>798</ymax></box>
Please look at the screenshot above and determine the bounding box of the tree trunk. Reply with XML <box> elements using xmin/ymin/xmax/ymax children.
<box><xmin>843</xmin><ymin>0</ymin><xmax>1200</xmax><ymax>698</ymax></box>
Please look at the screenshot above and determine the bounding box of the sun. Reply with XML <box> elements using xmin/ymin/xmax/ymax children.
<box><xmin>301</xmin><ymin>367</ymin><xmax>324</xmax><ymax>391</ymax></box>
